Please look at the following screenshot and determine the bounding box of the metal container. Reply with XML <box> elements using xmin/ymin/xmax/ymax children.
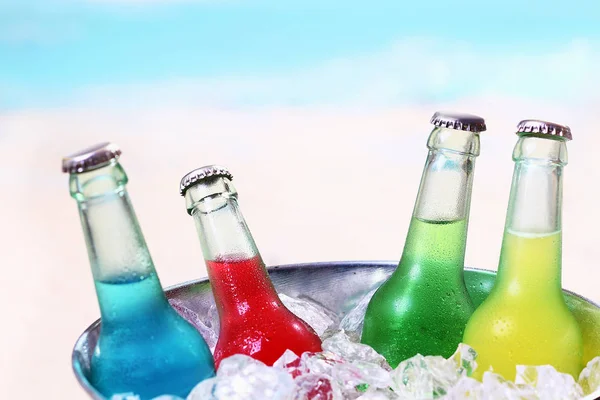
<box><xmin>72</xmin><ymin>261</ymin><xmax>600</xmax><ymax>399</ymax></box>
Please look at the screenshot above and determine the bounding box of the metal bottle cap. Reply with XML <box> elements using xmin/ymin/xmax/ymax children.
<box><xmin>516</xmin><ymin>119</ymin><xmax>572</xmax><ymax>141</ymax></box>
<box><xmin>430</xmin><ymin>111</ymin><xmax>487</xmax><ymax>133</ymax></box>
<box><xmin>61</xmin><ymin>142</ymin><xmax>122</xmax><ymax>174</ymax></box>
<box><xmin>179</xmin><ymin>165</ymin><xmax>233</xmax><ymax>196</ymax></box>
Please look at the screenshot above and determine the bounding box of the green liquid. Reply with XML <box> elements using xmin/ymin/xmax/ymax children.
<box><xmin>361</xmin><ymin>217</ymin><xmax>475</xmax><ymax>367</ymax></box>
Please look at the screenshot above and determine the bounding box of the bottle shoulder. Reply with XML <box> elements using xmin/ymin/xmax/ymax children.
<box><xmin>466</xmin><ymin>292</ymin><xmax>581</xmax><ymax>332</ymax></box>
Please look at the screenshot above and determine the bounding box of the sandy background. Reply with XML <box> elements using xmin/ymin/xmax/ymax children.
<box><xmin>1</xmin><ymin>98</ymin><xmax>599</xmax><ymax>398</ymax></box>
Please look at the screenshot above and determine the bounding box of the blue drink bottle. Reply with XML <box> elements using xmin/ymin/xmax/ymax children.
<box><xmin>63</xmin><ymin>143</ymin><xmax>215</xmax><ymax>399</ymax></box>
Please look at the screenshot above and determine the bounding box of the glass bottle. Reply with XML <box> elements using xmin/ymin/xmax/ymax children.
<box><xmin>180</xmin><ymin>165</ymin><xmax>322</xmax><ymax>367</ymax></box>
<box><xmin>361</xmin><ymin>112</ymin><xmax>484</xmax><ymax>367</ymax></box>
<box><xmin>463</xmin><ymin>120</ymin><xmax>583</xmax><ymax>380</ymax></box>
<box><xmin>63</xmin><ymin>143</ymin><xmax>215</xmax><ymax>399</ymax></box>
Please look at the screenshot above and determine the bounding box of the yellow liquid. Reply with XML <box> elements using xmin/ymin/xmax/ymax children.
<box><xmin>463</xmin><ymin>230</ymin><xmax>583</xmax><ymax>381</ymax></box>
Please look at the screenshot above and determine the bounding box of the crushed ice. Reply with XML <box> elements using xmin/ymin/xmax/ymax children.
<box><xmin>169</xmin><ymin>298</ymin><xmax>218</xmax><ymax>352</ymax></box>
<box><xmin>278</xmin><ymin>293</ymin><xmax>339</xmax><ymax>337</ymax></box>
<box><xmin>140</xmin><ymin>292</ymin><xmax>600</xmax><ymax>400</ymax></box>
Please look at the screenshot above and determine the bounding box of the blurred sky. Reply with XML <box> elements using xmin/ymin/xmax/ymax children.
<box><xmin>1</xmin><ymin>0</ymin><xmax>599</xmax><ymax>109</ymax></box>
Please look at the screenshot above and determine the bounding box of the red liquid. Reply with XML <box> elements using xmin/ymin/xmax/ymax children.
<box><xmin>206</xmin><ymin>256</ymin><xmax>322</xmax><ymax>367</ymax></box>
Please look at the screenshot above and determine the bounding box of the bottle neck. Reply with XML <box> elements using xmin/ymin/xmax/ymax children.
<box><xmin>70</xmin><ymin>162</ymin><xmax>165</xmax><ymax>323</ymax></box>
<box><xmin>188</xmin><ymin>190</ymin><xmax>261</xmax><ymax>263</ymax></box>
<box><xmin>504</xmin><ymin>135</ymin><xmax>566</xmax><ymax>234</ymax></box>
<box><xmin>496</xmin><ymin>135</ymin><xmax>567</xmax><ymax>294</ymax></box>
<box><xmin>401</xmin><ymin>128</ymin><xmax>479</xmax><ymax>272</ymax></box>
<box><xmin>186</xmin><ymin>177</ymin><xmax>281</xmax><ymax>317</ymax></box>
<box><xmin>413</xmin><ymin>127</ymin><xmax>479</xmax><ymax>222</ymax></box>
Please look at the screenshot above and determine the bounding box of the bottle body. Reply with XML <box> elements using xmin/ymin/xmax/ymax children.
<box><xmin>182</xmin><ymin>169</ymin><xmax>322</xmax><ymax>368</ymax></box>
<box><xmin>361</xmin><ymin>123</ymin><xmax>479</xmax><ymax>367</ymax></box>
<box><xmin>91</xmin><ymin>272</ymin><xmax>214</xmax><ymax>398</ymax></box>
<box><xmin>362</xmin><ymin>217</ymin><xmax>475</xmax><ymax>366</ymax></box>
<box><xmin>207</xmin><ymin>256</ymin><xmax>322</xmax><ymax>366</ymax></box>
<box><xmin>69</xmin><ymin>157</ymin><xmax>215</xmax><ymax>399</ymax></box>
<box><xmin>463</xmin><ymin>230</ymin><xmax>582</xmax><ymax>380</ymax></box>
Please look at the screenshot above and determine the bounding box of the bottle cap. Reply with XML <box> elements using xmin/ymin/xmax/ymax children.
<box><xmin>430</xmin><ymin>111</ymin><xmax>487</xmax><ymax>133</ymax></box>
<box><xmin>61</xmin><ymin>142</ymin><xmax>122</xmax><ymax>174</ymax></box>
<box><xmin>516</xmin><ymin>119</ymin><xmax>572</xmax><ymax>141</ymax></box>
<box><xmin>180</xmin><ymin>165</ymin><xmax>233</xmax><ymax>196</ymax></box>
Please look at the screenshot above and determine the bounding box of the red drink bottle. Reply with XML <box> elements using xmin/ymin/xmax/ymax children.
<box><xmin>179</xmin><ymin>165</ymin><xmax>322</xmax><ymax>367</ymax></box>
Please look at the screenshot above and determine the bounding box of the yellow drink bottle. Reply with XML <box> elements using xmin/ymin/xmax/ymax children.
<box><xmin>463</xmin><ymin>120</ymin><xmax>583</xmax><ymax>381</ymax></box>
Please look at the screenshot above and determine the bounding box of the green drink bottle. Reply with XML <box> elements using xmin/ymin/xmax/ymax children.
<box><xmin>361</xmin><ymin>111</ymin><xmax>485</xmax><ymax>367</ymax></box>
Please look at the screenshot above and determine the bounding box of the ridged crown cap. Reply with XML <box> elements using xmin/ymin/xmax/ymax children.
<box><xmin>516</xmin><ymin>119</ymin><xmax>572</xmax><ymax>141</ymax></box>
<box><xmin>179</xmin><ymin>165</ymin><xmax>233</xmax><ymax>195</ymax></box>
<box><xmin>62</xmin><ymin>142</ymin><xmax>121</xmax><ymax>174</ymax></box>
<box><xmin>430</xmin><ymin>111</ymin><xmax>487</xmax><ymax>133</ymax></box>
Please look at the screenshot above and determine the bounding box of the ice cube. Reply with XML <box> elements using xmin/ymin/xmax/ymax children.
<box><xmin>449</xmin><ymin>343</ymin><xmax>478</xmax><ymax>377</ymax></box>
<box><xmin>390</xmin><ymin>344</ymin><xmax>477</xmax><ymax>398</ymax></box>
<box><xmin>391</xmin><ymin>354</ymin><xmax>448</xmax><ymax>398</ymax></box>
<box><xmin>274</xmin><ymin>349</ymin><xmax>305</xmax><ymax>378</ymax></box>
<box><xmin>295</xmin><ymin>294</ymin><xmax>341</xmax><ymax>325</ymax></box>
<box><xmin>515</xmin><ymin>365</ymin><xmax>583</xmax><ymax>399</ymax></box>
<box><xmin>444</xmin><ymin>376</ymin><xmax>483</xmax><ymax>399</ymax></box>
<box><xmin>331</xmin><ymin>361</ymin><xmax>393</xmax><ymax>394</ymax></box>
<box><xmin>273</xmin><ymin>349</ymin><xmax>346</xmax><ymax>399</ymax></box>
<box><xmin>187</xmin><ymin>354</ymin><xmax>295</xmax><ymax>400</ymax></box>
<box><xmin>307</xmin><ymin>332</ymin><xmax>393</xmax><ymax>398</ymax></box>
<box><xmin>302</xmin><ymin>351</ymin><xmax>345</xmax><ymax>376</ymax></box>
<box><xmin>339</xmin><ymin>288</ymin><xmax>378</xmax><ymax>340</ymax></box>
<box><xmin>355</xmin><ymin>390</ymin><xmax>398</xmax><ymax>400</ymax></box>
<box><xmin>206</xmin><ymin>303</ymin><xmax>220</xmax><ymax>333</ymax></box>
<box><xmin>293</xmin><ymin>373</ymin><xmax>343</xmax><ymax>400</ymax></box>
<box><xmin>322</xmin><ymin>331</ymin><xmax>390</xmax><ymax>369</ymax></box>
<box><xmin>279</xmin><ymin>293</ymin><xmax>337</xmax><ymax>336</ymax></box>
<box><xmin>169</xmin><ymin>299</ymin><xmax>218</xmax><ymax>351</ymax></box>
<box><xmin>481</xmin><ymin>371</ymin><xmax>538</xmax><ymax>399</ymax></box>
<box><xmin>579</xmin><ymin>356</ymin><xmax>600</xmax><ymax>396</ymax></box>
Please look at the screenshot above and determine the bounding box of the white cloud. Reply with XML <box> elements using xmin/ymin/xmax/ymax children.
<box><xmin>55</xmin><ymin>37</ymin><xmax>600</xmax><ymax>109</ymax></box>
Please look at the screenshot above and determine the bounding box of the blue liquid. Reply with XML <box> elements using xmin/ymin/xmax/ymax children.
<box><xmin>90</xmin><ymin>273</ymin><xmax>215</xmax><ymax>399</ymax></box>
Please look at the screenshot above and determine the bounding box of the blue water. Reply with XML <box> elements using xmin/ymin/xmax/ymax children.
<box><xmin>90</xmin><ymin>273</ymin><xmax>215</xmax><ymax>399</ymax></box>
